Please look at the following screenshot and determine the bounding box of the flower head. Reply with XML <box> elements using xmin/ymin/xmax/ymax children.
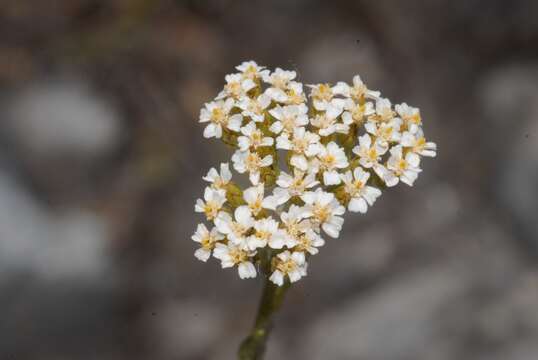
<box><xmin>193</xmin><ymin>62</ymin><xmax>436</xmax><ymax>285</ymax></box>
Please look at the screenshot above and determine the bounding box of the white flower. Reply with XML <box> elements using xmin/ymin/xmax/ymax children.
<box><xmin>263</xmin><ymin>68</ymin><xmax>296</xmax><ymax>89</ymax></box>
<box><xmin>236</xmin><ymin>61</ymin><xmax>270</xmax><ymax>80</ymax></box>
<box><xmin>310</xmin><ymin>101</ymin><xmax>348</xmax><ymax>137</ymax></box>
<box><xmin>400</xmin><ymin>129</ymin><xmax>437</xmax><ymax>157</ymax></box>
<box><xmin>192</xmin><ymin>223</ymin><xmax>224</xmax><ymax>262</ymax></box>
<box><xmin>231</xmin><ymin>150</ymin><xmax>273</xmax><ymax>185</ymax></box>
<box><xmin>308</xmin><ymin>83</ymin><xmax>336</xmax><ymax>111</ymax></box>
<box><xmin>237</xmin><ymin>122</ymin><xmax>274</xmax><ymax>151</ymax></box>
<box><xmin>199</xmin><ymin>98</ymin><xmax>243</xmax><ymax>138</ymax></box>
<box><xmin>269</xmin><ymin>251</ymin><xmax>307</xmax><ymax>286</ymax></box>
<box><xmin>203</xmin><ymin>163</ymin><xmax>232</xmax><ymax>190</ymax></box>
<box><xmin>217</xmin><ymin>73</ymin><xmax>256</xmax><ymax>100</ymax></box>
<box><xmin>368</xmin><ymin>98</ymin><xmax>395</xmax><ymax>123</ymax></box>
<box><xmin>243</xmin><ymin>183</ymin><xmax>279</xmax><ymax>215</ymax></box>
<box><xmin>301</xmin><ymin>189</ymin><xmax>345</xmax><ymax>238</ymax></box>
<box><xmin>352</xmin><ymin>134</ymin><xmax>387</xmax><ymax>170</ymax></box>
<box><xmin>276</xmin><ymin>127</ymin><xmax>321</xmax><ymax>171</ymax></box>
<box><xmin>264</xmin><ymin>68</ymin><xmax>298</xmax><ymax>103</ymax></box>
<box><xmin>340</xmin><ymin>168</ymin><xmax>382</xmax><ymax>213</ymax></box>
<box><xmin>274</xmin><ymin>170</ymin><xmax>319</xmax><ymax>203</ymax></box>
<box><xmin>364</xmin><ymin>117</ymin><xmax>402</xmax><ymax>148</ymax></box>
<box><xmin>269</xmin><ymin>104</ymin><xmax>309</xmax><ymax>135</ymax></box>
<box><xmin>313</xmin><ymin>141</ymin><xmax>349</xmax><ymax>185</ymax></box>
<box><xmin>284</xmin><ymin>81</ymin><xmax>307</xmax><ymax>105</ymax></box>
<box><xmin>214</xmin><ymin>205</ymin><xmax>255</xmax><ymax>245</ymax></box>
<box><xmin>247</xmin><ymin>217</ymin><xmax>286</xmax><ymax>250</ymax></box>
<box><xmin>341</xmin><ymin>98</ymin><xmax>375</xmax><ymax>126</ymax></box>
<box><xmin>382</xmin><ymin>145</ymin><xmax>422</xmax><ymax>187</ymax></box>
<box><xmin>213</xmin><ymin>243</ymin><xmax>257</xmax><ymax>279</ymax></box>
<box><xmin>294</xmin><ymin>229</ymin><xmax>325</xmax><ymax>255</ymax></box>
<box><xmin>279</xmin><ymin>205</ymin><xmax>311</xmax><ymax>245</ymax></box>
<box><xmin>195</xmin><ymin>187</ymin><xmax>227</xmax><ymax>220</ymax></box>
<box><xmin>332</xmin><ymin>75</ymin><xmax>380</xmax><ymax>100</ymax></box>
<box><xmin>237</xmin><ymin>94</ymin><xmax>271</xmax><ymax>122</ymax></box>
<box><xmin>395</xmin><ymin>102</ymin><xmax>422</xmax><ymax>133</ymax></box>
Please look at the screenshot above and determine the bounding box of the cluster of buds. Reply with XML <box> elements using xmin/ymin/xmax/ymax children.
<box><xmin>192</xmin><ymin>61</ymin><xmax>436</xmax><ymax>286</ymax></box>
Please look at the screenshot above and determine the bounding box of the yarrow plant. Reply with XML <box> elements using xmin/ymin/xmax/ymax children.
<box><xmin>193</xmin><ymin>61</ymin><xmax>437</xmax><ymax>359</ymax></box>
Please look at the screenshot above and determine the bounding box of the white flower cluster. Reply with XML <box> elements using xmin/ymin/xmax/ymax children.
<box><xmin>193</xmin><ymin>61</ymin><xmax>436</xmax><ymax>286</ymax></box>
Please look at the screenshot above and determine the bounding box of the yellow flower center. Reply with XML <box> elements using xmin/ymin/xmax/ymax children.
<box><xmin>350</xmin><ymin>84</ymin><xmax>367</xmax><ymax>101</ymax></box>
<box><xmin>347</xmin><ymin>180</ymin><xmax>364</xmax><ymax>197</ymax></box>
<box><xmin>204</xmin><ymin>202</ymin><xmax>220</xmax><ymax>220</ymax></box>
<box><xmin>276</xmin><ymin>259</ymin><xmax>297</xmax><ymax>274</ymax></box>
<box><xmin>249</xmin><ymin>198</ymin><xmax>263</xmax><ymax>214</ymax></box>
<box><xmin>295</xmin><ymin>234</ymin><xmax>311</xmax><ymax>252</ymax></box>
<box><xmin>255</xmin><ymin>230</ymin><xmax>271</xmax><ymax>241</ymax></box>
<box><xmin>243</xmin><ymin>65</ymin><xmax>258</xmax><ymax>79</ymax></box>
<box><xmin>321</xmin><ymin>154</ymin><xmax>336</xmax><ymax>170</ymax></box>
<box><xmin>250</xmin><ymin>131</ymin><xmax>264</xmax><ymax>147</ymax></box>
<box><xmin>211</xmin><ymin>108</ymin><xmax>227</xmax><ymax>125</ymax></box>
<box><xmin>395</xmin><ymin>158</ymin><xmax>408</xmax><ymax>174</ymax></box>
<box><xmin>313</xmin><ymin>84</ymin><xmax>333</xmax><ymax>101</ymax></box>
<box><xmin>292</xmin><ymin>137</ymin><xmax>308</xmax><ymax>152</ymax></box>
<box><xmin>351</xmin><ymin>104</ymin><xmax>366</xmax><ymax>124</ymax></box>
<box><xmin>286</xmin><ymin>221</ymin><xmax>302</xmax><ymax>238</ymax></box>
<box><xmin>414</xmin><ymin>137</ymin><xmax>426</xmax><ymax>152</ymax></box>
<box><xmin>282</xmin><ymin>116</ymin><xmax>296</xmax><ymax>133</ymax></box>
<box><xmin>229</xmin><ymin>248</ymin><xmax>248</xmax><ymax>264</ymax></box>
<box><xmin>367</xmin><ymin>147</ymin><xmax>378</xmax><ymax>162</ymax></box>
<box><xmin>225</xmin><ymin>81</ymin><xmax>242</xmax><ymax>98</ymax></box>
<box><xmin>245</xmin><ymin>152</ymin><xmax>261</xmax><ymax>171</ymax></box>
<box><xmin>313</xmin><ymin>204</ymin><xmax>331</xmax><ymax>223</ymax></box>
<box><xmin>230</xmin><ymin>222</ymin><xmax>248</xmax><ymax>237</ymax></box>
<box><xmin>200</xmin><ymin>235</ymin><xmax>215</xmax><ymax>250</ymax></box>
<box><xmin>286</xmin><ymin>89</ymin><xmax>304</xmax><ymax>105</ymax></box>
<box><xmin>273</xmin><ymin>77</ymin><xmax>287</xmax><ymax>89</ymax></box>
<box><xmin>213</xmin><ymin>177</ymin><xmax>226</xmax><ymax>189</ymax></box>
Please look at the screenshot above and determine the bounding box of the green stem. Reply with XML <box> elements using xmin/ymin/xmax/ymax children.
<box><xmin>238</xmin><ymin>277</ymin><xmax>290</xmax><ymax>360</ymax></box>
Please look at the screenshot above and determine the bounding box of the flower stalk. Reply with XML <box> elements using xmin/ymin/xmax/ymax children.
<box><xmin>238</xmin><ymin>277</ymin><xmax>290</xmax><ymax>360</ymax></box>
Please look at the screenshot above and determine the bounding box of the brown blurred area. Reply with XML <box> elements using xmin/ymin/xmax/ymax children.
<box><xmin>0</xmin><ymin>0</ymin><xmax>537</xmax><ymax>359</ymax></box>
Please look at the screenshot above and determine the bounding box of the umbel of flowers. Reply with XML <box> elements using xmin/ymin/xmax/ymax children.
<box><xmin>193</xmin><ymin>61</ymin><xmax>436</xmax><ymax>286</ymax></box>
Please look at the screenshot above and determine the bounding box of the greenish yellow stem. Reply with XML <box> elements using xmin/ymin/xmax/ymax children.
<box><xmin>238</xmin><ymin>277</ymin><xmax>290</xmax><ymax>360</ymax></box>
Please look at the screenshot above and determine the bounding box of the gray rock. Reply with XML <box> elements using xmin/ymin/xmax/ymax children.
<box><xmin>3</xmin><ymin>78</ymin><xmax>122</xmax><ymax>159</ymax></box>
<box><xmin>0</xmin><ymin>170</ymin><xmax>114</xmax><ymax>283</ymax></box>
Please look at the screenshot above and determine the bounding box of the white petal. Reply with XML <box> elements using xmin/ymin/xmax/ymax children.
<box><xmin>322</xmin><ymin>222</ymin><xmax>341</xmax><ymax>238</ymax></box>
<box><xmin>194</xmin><ymin>248</ymin><xmax>211</xmax><ymax>262</ymax></box>
<box><xmin>228</xmin><ymin>114</ymin><xmax>243</xmax><ymax>132</ymax></box>
<box><xmin>348</xmin><ymin>197</ymin><xmax>368</xmax><ymax>213</ymax></box>
<box><xmin>235</xmin><ymin>205</ymin><xmax>253</xmax><ymax>226</ymax></box>
<box><xmin>323</xmin><ymin>171</ymin><xmax>342</xmax><ymax>185</ymax></box>
<box><xmin>220</xmin><ymin>163</ymin><xmax>232</xmax><ymax>181</ymax></box>
<box><xmin>249</xmin><ymin>171</ymin><xmax>260</xmax><ymax>185</ymax></box>
<box><xmin>269</xmin><ymin>270</ymin><xmax>284</xmax><ymax>286</ymax></box>
<box><xmin>290</xmin><ymin>155</ymin><xmax>308</xmax><ymax>171</ymax></box>
<box><xmin>238</xmin><ymin>262</ymin><xmax>257</xmax><ymax>279</ymax></box>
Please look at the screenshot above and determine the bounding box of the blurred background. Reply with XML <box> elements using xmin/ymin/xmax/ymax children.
<box><xmin>0</xmin><ymin>0</ymin><xmax>537</xmax><ymax>359</ymax></box>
